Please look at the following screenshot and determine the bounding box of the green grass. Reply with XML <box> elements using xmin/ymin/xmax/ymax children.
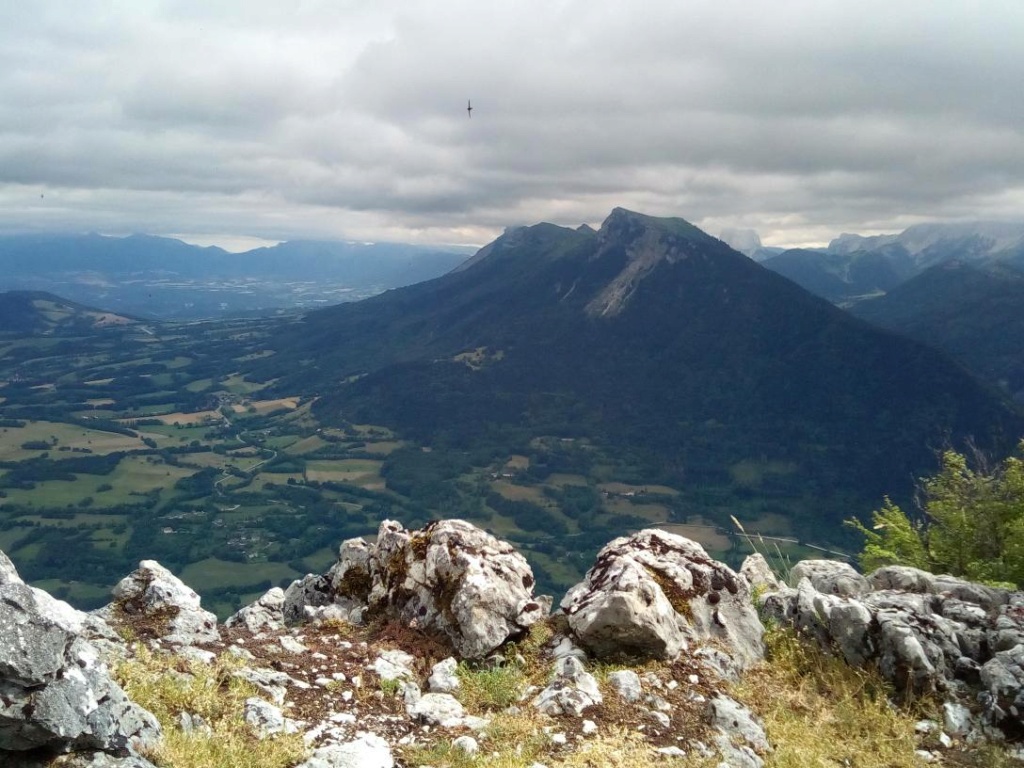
<box><xmin>185</xmin><ymin>377</ymin><xmax>214</xmax><ymax>393</ymax></box>
<box><xmin>220</xmin><ymin>374</ymin><xmax>266</xmax><ymax>395</ymax></box>
<box><xmin>735</xmin><ymin>627</ymin><xmax>927</xmax><ymax>768</ymax></box>
<box><xmin>304</xmin><ymin>458</ymin><xmax>382</xmax><ymax>485</ymax></box>
<box><xmin>0</xmin><ymin>420</ymin><xmax>147</xmax><ymax>461</ymax></box>
<box><xmin>115</xmin><ymin>645</ymin><xmax>307</xmax><ymax>768</ymax></box>
<box><xmin>0</xmin><ymin>455</ymin><xmax>195</xmax><ymax>508</ymax></box>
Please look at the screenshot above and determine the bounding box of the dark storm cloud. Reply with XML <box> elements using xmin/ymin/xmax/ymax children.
<box><xmin>1</xmin><ymin>1</ymin><xmax>1022</xmax><ymax>247</ymax></box>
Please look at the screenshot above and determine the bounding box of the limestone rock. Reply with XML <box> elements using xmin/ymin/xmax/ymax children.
<box><xmin>981</xmin><ymin>644</ymin><xmax>1024</xmax><ymax>722</ymax></box>
<box><xmin>6</xmin><ymin>753</ymin><xmax>159</xmax><ymax>767</ymax></box>
<box><xmin>868</xmin><ymin>565</ymin><xmax>937</xmax><ymax>593</ymax></box>
<box><xmin>531</xmin><ymin>656</ymin><xmax>603</xmax><ymax>716</ymax></box>
<box><xmin>771</xmin><ymin>558</ymin><xmax>1024</xmax><ymax>734</ymax></box>
<box><xmin>606</xmin><ymin>669</ymin><xmax>642</xmax><ymax>702</ymax></box>
<box><xmin>789</xmin><ymin>559</ymin><xmax>868</xmax><ymax>597</ymax></box>
<box><xmin>243</xmin><ymin>697</ymin><xmax>299</xmax><ymax>736</ymax></box>
<box><xmin>562</xmin><ymin>529</ymin><xmax>764</xmax><ymax>668</ymax></box>
<box><xmin>408</xmin><ymin>693</ymin><xmax>466</xmax><ymax>726</ymax></box>
<box><xmin>365</xmin><ymin>519</ymin><xmax>543</xmax><ymax>659</ymax></box>
<box><xmin>0</xmin><ymin>580</ymin><xmax>160</xmax><ymax>757</ymax></box>
<box><xmin>709</xmin><ymin>695</ymin><xmax>770</xmax><ymax>753</ymax></box>
<box><xmin>0</xmin><ymin>550</ymin><xmax>23</xmax><ymax>585</ymax></box>
<box><xmin>428</xmin><ymin>657</ymin><xmax>461</xmax><ymax>693</ymax></box>
<box><xmin>101</xmin><ymin>560</ymin><xmax>218</xmax><ymax>646</ymax></box>
<box><xmin>226</xmin><ymin>587</ymin><xmax>286</xmax><ymax>634</ymax></box>
<box><xmin>372</xmin><ymin>649</ymin><xmax>416</xmax><ymax>681</ymax></box>
<box><xmin>740</xmin><ymin>553</ymin><xmax>781</xmax><ymax>594</ymax></box>
<box><xmin>296</xmin><ymin>733</ymin><xmax>394</xmax><ymax>768</ymax></box>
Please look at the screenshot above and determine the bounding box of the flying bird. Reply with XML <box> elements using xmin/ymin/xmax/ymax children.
<box><xmin>467</xmin><ymin>99</ymin><xmax>473</xmax><ymax>118</ymax></box>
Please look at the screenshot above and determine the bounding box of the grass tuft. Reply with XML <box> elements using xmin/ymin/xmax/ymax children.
<box><xmin>114</xmin><ymin>645</ymin><xmax>307</xmax><ymax>768</ymax></box>
<box><xmin>456</xmin><ymin>660</ymin><xmax>526</xmax><ymax>711</ymax></box>
<box><xmin>735</xmin><ymin>626</ymin><xmax>924</xmax><ymax>768</ymax></box>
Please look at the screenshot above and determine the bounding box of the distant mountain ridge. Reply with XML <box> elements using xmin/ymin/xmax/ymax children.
<box><xmin>762</xmin><ymin>221</ymin><xmax>1024</xmax><ymax>305</ymax></box>
<box><xmin>0</xmin><ymin>290</ymin><xmax>138</xmax><ymax>335</ymax></box>
<box><xmin>0</xmin><ymin>233</ymin><xmax>472</xmax><ymax>319</ymax></box>
<box><xmin>758</xmin><ymin>222</ymin><xmax>1024</xmax><ymax>399</ymax></box>
<box><xmin>254</xmin><ymin>208</ymin><xmax>1022</xmax><ymax>536</ymax></box>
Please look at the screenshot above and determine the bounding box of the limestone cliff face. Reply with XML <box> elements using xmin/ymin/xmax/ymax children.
<box><xmin>585</xmin><ymin>208</ymin><xmax>721</xmax><ymax>318</ymax></box>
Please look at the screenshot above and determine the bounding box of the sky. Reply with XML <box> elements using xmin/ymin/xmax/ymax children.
<box><xmin>2</xmin><ymin>1</ymin><xmax>1023</xmax><ymax>250</ymax></box>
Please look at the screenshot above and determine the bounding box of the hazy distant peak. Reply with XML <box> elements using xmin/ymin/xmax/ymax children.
<box><xmin>828</xmin><ymin>221</ymin><xmax>1024</xmax><ymax>259</ymax></box>
<box><xmin>719</xmin><ymin>227</ymin><xmax>763</xmax><ymax>256</ymax></box>
<box><xmin>826</xmin><ymin>232</ymin><xmax>899</xmax><ymax>255</ymax></box>
<box><xmin>897</xmin><ymin>221</ymin><xmax>1024</xmax><ymax>254</ymax></box>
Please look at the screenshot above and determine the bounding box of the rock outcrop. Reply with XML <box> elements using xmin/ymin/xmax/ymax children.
<box><xmin>96</xmin><ymin>560</ymin><xmax>219</xmax><ymax>647</ymax></box>
<box><xmin>0</xmin><ymin>558</ymin><xmax>160</xmax><ymax>764</ymax></box>
<box><xmin>11</xmin><ymin>526</ymin><xmax>1024</xmax><ymax>766</ymax></box>
<box><xmin>760</xmin><ymin>559</ymin><xmax>1024</xmax><ymax>738</ymax></box>
<box><xmin>285</xmin><ymin>519</ymin><xmax>547</xmax><ymax>659</ymax></box>
<box><xmin>562</xmin><ymin>529</ymin><xmax>765</xmax><ymax>668</ymax></box>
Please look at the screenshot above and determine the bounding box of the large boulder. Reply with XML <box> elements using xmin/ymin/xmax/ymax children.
<box><xmin>362</xmin><ymin>520</ymin><xmax>545</xmax><ymax>659</ymax></box>
<box><xmin>98</xmin><ymin>560</ymin><xmax>219</xmax><ymax>646</ymax></box>
<box><xmin>281</xmin><ymin>520</ymin><xmax>545</xmax><ymax>658</ymax></box>
<box><xmin>0</xmin><ymin>578</ymin><xmax>160</xmax><ymax>758</ymax></box>
<box><xmin>561</xmin><ymin>529</ymin><xmax>764</xmax><ymax>668</ymax></box>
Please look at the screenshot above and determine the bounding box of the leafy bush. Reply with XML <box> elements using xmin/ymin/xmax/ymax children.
<box><xmin>848</xmin><ymin>442</ymin><xmax>1024</xmax><ymax>586</ymax></box>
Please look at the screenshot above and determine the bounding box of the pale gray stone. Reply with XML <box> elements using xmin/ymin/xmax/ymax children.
<box><xmin>101</xmin><ymin>560</ymin><xmax>218</xmax><ymax>646</ymax></box>
<box><xmin>453</xmin><ymin>735</ymin><xmax>479</xmax><ymax>754</ymax></box>
<box><xmin>606</xmin><ymin>669</ymin><xmax>642</xmax><ymax>702</ymax></box>
<box><xmin>5</xmin><ymin>752</ymin><xmax>160</xmax><ymax>768</ymax></box>
<box><xmin>279</xmin><ymin>635</ymin><xmax>308</xmax><ymax>654</ymax></box>
<box><xmin>0</xmin><ymin>581</ymin><xmax>160</xmax><ymax>756</ymax></box>
<box><xmin>365</xmin><ymin>520</ymin><xmax>542</xmax><ymax>659</ymax></box>
<box><xmin>243</xmin><ymin>697</ymin><xmax>299</xmax><ymax>736</ymax></box>
<box><xmin>428</xmin><ymin>657</ymin><xmax>461</xmax><ymax>693</ymax></box>
<box><xmin>563</xmin><ymin>529</ymin><xmax>764</xmax><ymax>669</ymax></box>
<box><xmin>739</xmin><ymin>553</ymin><xmax>781</xmax><ymax>594</ymax></box>
<box><xmin>408</xmin><ymin>693</ymin><xmax>466</xmax><ymax>725</ymax></box>
<box><xmin>0</xmin><ymin>549</ymin><xmax>23</xmax><ymax>585</ymax></box>
<box><xmin>531</xmin><ymin>656</ymin><xmax>603</xmax><ymax>716</ymax></box>
<box><xmin>709</xmin><ymin>695</ymin><xmax>770</xmax><ymax>753</ymax></box>
<box><xmin>373</xmin><ymin>649</ymin><xmax>416</xmax><ymax>681</ymax></box>
<box><xmin>868</xmin><ymin>565</ymin><xmax>937</xmax><ymax>593</ymax></box>
<box><xmin>789</xmin><ymin>559</ymin><xmax>868</xmax><ymax>598</ymax></box>
<box><xmin>296</xmin><ymin>733</ymin><xmax>393</xmax><ymax>768</ymax></box>
<box><xmin>226</xmin><ymin>587</ymin><xmax>286</xmax><ymax>633</ymax></box>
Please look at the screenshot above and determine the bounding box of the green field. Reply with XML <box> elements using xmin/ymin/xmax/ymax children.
<box><xmin>0</xmin><ymin>421</ymin><xmax>148</xmax><ymax>461</ymax></box>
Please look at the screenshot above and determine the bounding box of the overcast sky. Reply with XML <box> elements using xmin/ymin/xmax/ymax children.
<box><xmin>2</xmin><ymin>1</ymin><xmax>1023</xmax><ymax>249</ymax></box>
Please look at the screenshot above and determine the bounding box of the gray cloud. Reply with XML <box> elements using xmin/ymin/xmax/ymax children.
<box><xmin>1</xmin><ymin>0</ymin><xmax>1022</xmax><ymax>248</ymax></box>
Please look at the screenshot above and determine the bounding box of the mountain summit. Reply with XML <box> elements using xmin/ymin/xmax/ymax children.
<box><xmin>261</xmin><ymin>209</ymin><xmax>1021</xmax><ymax>535</ymax></box>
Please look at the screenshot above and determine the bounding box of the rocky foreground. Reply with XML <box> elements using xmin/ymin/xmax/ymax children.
<box><xmin>3</xmin><ymin>519</ymin><xmax>1024</xmax><ymax>767</ymax></box>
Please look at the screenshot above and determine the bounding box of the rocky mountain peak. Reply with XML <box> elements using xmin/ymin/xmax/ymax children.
<box><xmin>586</xmin><ymin>209</ymin><xmax>723</xmax><ymax>317</ymax></box>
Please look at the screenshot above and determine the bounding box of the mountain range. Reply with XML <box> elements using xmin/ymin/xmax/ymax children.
<box><xmin>246</xmin><ymin>209</ymin><xmax>1022</xmax><ymax>533</ymax></box>
<box><xmin>3</xmin><ymin>211</ymin><xmax>1022</xmax><ymax>545</ymax></box>
<box><xmin>0</xmin><ymin>233</ymin><xmax>472</xmax><ymax>319</ymax></box>
<box><xmin>761</xmin><ymin>221</ymin><xmax>1024</xmax><ymax>305</ymax></box>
